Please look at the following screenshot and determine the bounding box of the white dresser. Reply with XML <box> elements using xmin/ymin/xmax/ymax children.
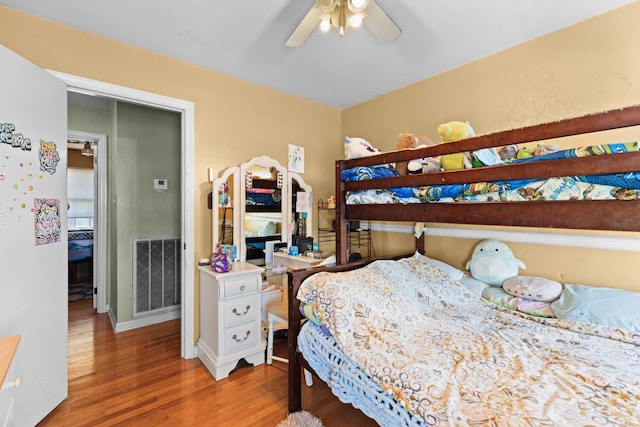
<box><xmin>197</xmin><ymin>263</ymin><xmax>264</xmax><ymax>380</ymax></box>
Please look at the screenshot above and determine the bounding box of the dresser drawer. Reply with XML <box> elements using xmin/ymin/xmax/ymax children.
<box><xmin>223</xmin><ymin>294</ymin><xmax>258</xmax><ymax>328</ymax></box>
<box><xmin>222</xmin><ymin>276</ymin><xmax>259</xmax><ymax>299</ymax></box>
<box><xmin>224</xmin><ymin>322</ymin><xmax>260</xmax><ymax>355</ymax></box>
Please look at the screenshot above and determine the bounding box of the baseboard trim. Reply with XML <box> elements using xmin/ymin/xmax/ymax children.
<box><xmin>112</xmin><ymin>308</ymin><xmax>181</xmax><ymax>333</ymax></box>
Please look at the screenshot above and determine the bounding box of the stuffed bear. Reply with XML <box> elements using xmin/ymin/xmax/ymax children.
<box><xmin>438</xmin><ymin>121</ymin><xmax>475</xmax><ymax>171</ymax></box>
<box><xmin>344</xmin><ymin>136</ymin><xmax>381</xmax><ymax>160</ymax></box>
<box><xmin>498</xmin><ymin>144</ymin><xmax>519</xmax><ymax>161</ymax></box>
<box><xmin>437</xmin><ymin>121</ymin><xmax>474</xmax><ymax>142</ymax></box>
<box><xmin>465</xmin><ymin>239</ymin><xmax>526</xmax><ymax>286</ymax></box>
<box><xmin>516</xmin><ymin>143</ymin><xmax>559</xmax><ymax>159</ymax></box>
<box><xmin>394</xmin><ymin>133</ymin><xmax>435</xmax><ymax>175</ymax></box>
<box><xmin>438</xmin><ymin>121</ymin><xmax>502</xmax><ymax>170</ymax></box>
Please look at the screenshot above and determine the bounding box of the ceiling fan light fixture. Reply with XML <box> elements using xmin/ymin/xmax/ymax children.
<box><xmin>316</xmin><ymin>0</ymin><xmax>336</xmax><ymax>13</ymax></box>
<box><xmin>286</xmin><ymin>0</ymin><xmax>399</xmax><ymax>47</ymax></box>
<box><xmin>348</xmin><ymin>12</ymin><xmax>366</xmax><ymax>28</ymax></box>
<box><xmin>348</xmin><ymin>0</ymin><xmax>369</xmax><ymax>11</ymax></box>
<box><xmin>320</xmin><ymin>15</ymin><xmax>331</xmax><ymax>32</ymax></box>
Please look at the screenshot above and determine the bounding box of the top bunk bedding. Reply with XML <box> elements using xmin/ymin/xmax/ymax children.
<box><xmin>335</xmin><ymin>106</ymin><xmax>640</xmax><ymax>236</ymax></box>
<box><xmin>343</xmin><ymin>142</ymin><xmax>640</xmax><ymax>204</ymax></box>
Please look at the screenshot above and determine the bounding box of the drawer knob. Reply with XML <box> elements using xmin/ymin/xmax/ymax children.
<box><xmin>232</xmin><ymin>305</ymin><xmax>251</xmax><ymax>316</ymax></box>
<box><xmin>240</xmin><ymin>285</ymin><xmax>246</xmax><ymax>291</ymax></box>
<box><xmin>232</xmin><ymin>330</ymin><xmax>251</xmax><ymax>342</ymax></box>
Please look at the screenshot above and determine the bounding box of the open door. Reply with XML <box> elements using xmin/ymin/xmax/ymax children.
<box><xmin>0</xmin><ymin>44</ymin><xmax>68</xmax><ymax>425</ymax></box>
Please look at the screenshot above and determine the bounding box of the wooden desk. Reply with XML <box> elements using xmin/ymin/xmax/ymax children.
<box><xmin>272</xmin><ymin>252</ymin><xmax>324</xmax><ymax>270</ymax></box>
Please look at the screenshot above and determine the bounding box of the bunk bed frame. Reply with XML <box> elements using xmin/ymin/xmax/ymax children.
<box><xmin>287</xmin><ymin>105</ymin><xmax>640</xmax><ymax>415</ymax></box>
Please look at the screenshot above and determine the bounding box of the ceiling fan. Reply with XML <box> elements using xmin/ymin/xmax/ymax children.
<box><xmin>286</xmin><ymin>0</ymin><xmax>401</xmax><ymax>47</ymax></box>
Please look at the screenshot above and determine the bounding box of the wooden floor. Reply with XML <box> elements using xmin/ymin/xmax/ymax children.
<box><xmin>38</xmin><ymin>300</ymin><xmax>377</xmax><ymax>426</ymax></box>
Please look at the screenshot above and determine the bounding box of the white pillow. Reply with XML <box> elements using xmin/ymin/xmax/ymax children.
<box><xmin>413</xmin><ymin>251</ymin><xmax>465</xmax><ymax>281</ymax></box>
<box><xmin>551</xmin><ymin>284</ymin><xmax>640</xmax><ymax>333</ymax></box>
<box><xmin>459</xmin><ymin>275</ymin><xmax>490</xmax><ymax>296</ymax></box>
<box><xmin>503</xmin><ymin>276</ymin><xmax>563</xmax><ymax>302</ymax></box>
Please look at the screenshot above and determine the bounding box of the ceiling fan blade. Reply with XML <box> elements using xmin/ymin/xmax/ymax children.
<box><xmin>365</xmin><ymin>0</ymin><xmax>401</xmax><ymax>43</ymax></box>
<box><xmin>286</xmin><ymin>5</ymin><xmax>323</xmax><ymax>47</ymax></box>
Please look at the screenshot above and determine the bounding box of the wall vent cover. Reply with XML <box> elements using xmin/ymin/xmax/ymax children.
<box><xmin>133</xmin><ymin>237</ymin><xmax>181</xmax><ymax>315</ymax></box>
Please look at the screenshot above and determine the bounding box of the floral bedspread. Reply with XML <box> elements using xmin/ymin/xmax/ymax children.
<box><xmin>297</xmin><ymin>257</ymin><xmax>640</xmax><ymax>426</ymax></box>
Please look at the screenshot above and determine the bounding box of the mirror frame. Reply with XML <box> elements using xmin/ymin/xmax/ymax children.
<box><xmin>288</xmin><ymin>171</ymin><xmax>312</xmax><ymax>245</ymax></box>
<box><xmin>211</xmin><ymin>155</ymin><xmax>314</xmax><ymax>263</ymax></box>
<box><xmin>239</xmin><ymin>156</ymin><xmax>289</xmax><ymax>262</ymax></box>
<box><xmin>211</xmin><ymin>166</ymin><xmax>240</xmax><ymax>254</ymax></box>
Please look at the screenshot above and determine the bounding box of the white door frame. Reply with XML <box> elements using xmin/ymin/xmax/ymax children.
<box><xmin>68</xmin><ymin>130</ymin><xmax>107</xmax><ymax>313</ymax></box>
<box><xmin>50</xmin><ymin>70</ymin><xmax>196</xmax><ymax>359</ymax></box>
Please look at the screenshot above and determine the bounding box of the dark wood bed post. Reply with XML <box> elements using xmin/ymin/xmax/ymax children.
<box><xmin>335</xmin><ymin>160</ymin><xmax>348</xmax><ymax>264</ymax></box>
<box><xmin>287</xmin><ymin>269</ymin><xmax>303</xmax><ymax>412</ymax></box>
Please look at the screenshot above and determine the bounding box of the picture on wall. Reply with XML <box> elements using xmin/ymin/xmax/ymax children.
<box><xmin>288</xmin><ymin>144</ymin><xmax>304</xmax><ymax>173</ymax></box>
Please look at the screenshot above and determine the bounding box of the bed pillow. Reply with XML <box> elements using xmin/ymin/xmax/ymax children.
<box><xmin>413</xmin><ymin>251</ymin><xmax>465</xmax><ymax>281</ymax></box>
<box><xmin>482</xmin><ymin>287</ymin><xmax>555</xmax><ymax>317</ymax></box>
<box><xmin>551</xmin><ymin>284</ymin><xmax>640</xmax><ymax>333</ymax></box>
<box><xmin>459</xmin><ymin>275</ymin><xmax>490</xmax><ymax>296</ymax></box>
<box><xmin>503</xmin><ymin>276</ymin><xmax>563</xmax><ymax>302</ymax></box>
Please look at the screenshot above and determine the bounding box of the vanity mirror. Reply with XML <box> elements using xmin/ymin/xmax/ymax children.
<box><xmin>211</xmin><ymin>155</ymin><xmax>312</xmax><ymax>265</ymax></box>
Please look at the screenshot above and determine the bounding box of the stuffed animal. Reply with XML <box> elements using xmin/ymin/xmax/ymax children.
<box><xmin>407</xmin><ymin>145</ymin><xmax>442</xmax><ymax>174</ymax></box>
<box><xmin>438</xmin><ymin>121</ymin><xmax>475</xmax><ymax>171</ymax></box>
<box><xmin>394</xmin><ymin>133</ymin><xmax>435</xmax><ymax>175</ymax></box>
<box><xmin>395</xmin><ymin>132</ymin><xmax>433</xmax><ymax>150</ymax></box>
<box><xmin>437</xmin><ymin>121</ymin><xmax>474</xmax><ymax>142</ymax></box>
<box><xmin>344</xmin><ymin>136</ymin><xmax>381</xmax><ymax>160</ymax></box>
<box><xmin>438</xmin><ymin>121</ymin><xmax>503</xmax><ymax>170</ymax></box>
<box><xmin>465</xmin><ymin>239</ymin><xmax>526</xmax><ymax>286</ymax></box>
<box><xmin>502</xmin><ymin>276</ymin><xmax>563</xmax><ymax>302</ymax></box>
<box><xmin>498</xmin><ymin>144</ymin><xmax>519</xmax><ymax>161</ymax></box>
<box><xmin>516</xmin><ymin>143</ymin><xmax>559</xmax><ymax>159</ymax></box>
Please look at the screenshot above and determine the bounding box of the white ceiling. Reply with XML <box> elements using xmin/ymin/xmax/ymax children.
<box><xmin>1</xmin><ymin>0</ymin><xmax>635</xmax><ymax>108</ymax></box>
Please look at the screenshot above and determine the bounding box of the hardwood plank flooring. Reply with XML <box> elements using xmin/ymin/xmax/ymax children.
<box><xmin>38</xmin><ymin>300</ymin><xmax>377</xmax><ymax>426</ymax></box>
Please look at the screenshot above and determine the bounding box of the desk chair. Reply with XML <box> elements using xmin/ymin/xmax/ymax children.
<box><xmin>266</xmin><ymin>311</ymin><xmax>313</xmax><ymax>387</ymax></box>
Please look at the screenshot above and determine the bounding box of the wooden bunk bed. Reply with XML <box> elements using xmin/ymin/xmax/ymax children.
<box><xmin>286</xmin><ymin>105</ymin><xmax>640</xmax><ymax>426</ymax></box>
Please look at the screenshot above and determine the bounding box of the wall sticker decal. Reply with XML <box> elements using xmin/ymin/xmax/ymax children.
<box><xmin>38</xmin><ymin>140</ymin><xmax>60</xmax><ymax>175</ymax></box>
<box><xmin>34</xmin><ymin>198</ymin><xmax>61</xmax><ymax>245</ymax></box>
<box><xmin>0</xmin><ymin>122</ymin><xmax>32</xmax><ymax>151</ymax></box>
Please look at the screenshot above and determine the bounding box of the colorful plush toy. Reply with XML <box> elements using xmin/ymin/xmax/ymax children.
<box><xmin>465</xmin><ymin>239</ymin><xmax>526</xmax><ymax>286</ymax></box>
<box><xmin>407</xmin><ymin>146</ymin><xmax>441</xmax><ymax>174</ymax></box>
<box><xmin>438</xmin><ymin>121</ymin><xmax>475</xmax><ymax>171</ymax></box>
<box><xmin>498</xmin><ymin>144</ymin><xmax>519</xmax><ymax>161</ymax></box>
<box><xmin>438</xmin><ymin>121</ymin><xmax>503</xmax><ymax>170</ymax></box>
<box><xmin>516</xmin><ymin>143</ymin><xmax>559</xmax><ymax>159</ymax></box>
<box><xmin>394</xmin><ymin>133</ymin><xmax>435</xmax><ymax>175</ymax></box>
<box><xmin>437</xmin><ymin>121</ymin><xmax>474</xmax><ymax>142</ymax></box>
<box><xmin>344</xmin><ymin>136</ymin><xmax>381</xmax><ymax>160</ymax></box>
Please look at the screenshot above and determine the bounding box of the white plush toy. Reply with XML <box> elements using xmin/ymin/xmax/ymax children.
<box><xmin>344</xmin><ymin>136</ymin><xmax>381</xmax><ymax>160</ymax></box>
<box><xmin>465</xmin><ymin>239</ymin><xmax>526</xmax><ymax>286</ymax></box>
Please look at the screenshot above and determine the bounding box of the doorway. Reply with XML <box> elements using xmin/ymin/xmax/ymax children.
<box><xmin>52</xmin><ymin>70</ymin><xmax>196</xmax><ymax>359</ymax></box>
<box><xmin>67</xmin><ymin>130</ymin><xmax>107</xmax><ymax>311</ymax></box>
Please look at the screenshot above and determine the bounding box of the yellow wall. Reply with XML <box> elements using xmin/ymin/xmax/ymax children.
<box><xmin>0</xmin><ymin>6</ymin><xmax>340</xmax><ymax>340</ymax></box>
<box><xmin>342</xmin><ymin>2</ymin><xmax>640</xmax><ymax>291</ymax></box>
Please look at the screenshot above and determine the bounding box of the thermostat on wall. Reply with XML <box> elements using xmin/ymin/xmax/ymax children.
<box><xmin>154</xmin><ymin>178</ymin><xmax>168</xmax><ymax>191</ymax></box>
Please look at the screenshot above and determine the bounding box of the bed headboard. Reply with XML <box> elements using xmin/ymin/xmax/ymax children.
<box><xmin>334</xmin><ymin>105</ymin><xmax>640</xmax><ymax>264</ymax></box>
